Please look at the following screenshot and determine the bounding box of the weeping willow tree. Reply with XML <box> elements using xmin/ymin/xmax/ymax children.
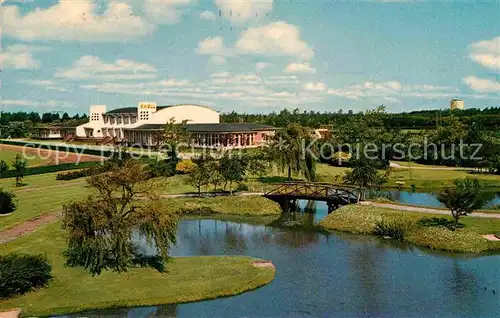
<box><xmin>268</xmin><ymin>123</ymin><xmax>318</xmax><ymax>182</ymax></box>
<box><xmin>62</xmin><ymin>161</ymin><xmax>177</xmax><ymax>276</ymax></box>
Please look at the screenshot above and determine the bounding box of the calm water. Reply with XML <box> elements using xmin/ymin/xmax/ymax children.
<box><xmin>74</xmin><ymin>202</ymin><xmax>500</xmax><ymax>318</ymax></box>
<box><xmin>377</xmin><ymin>190</ymin><xmax>500</xmax><ymax>209</ymax></box>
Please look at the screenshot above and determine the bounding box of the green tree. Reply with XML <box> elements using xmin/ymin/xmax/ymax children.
<box><xmin>343</xmin><ymin>156</ymin><xmax>388</xmax><ymax>202</ymax></box>
<box><xmin>437</xmin><ymin>177</ymin><xmax>484</xmax><ymax>230</ymax></box>
<box><xmin>0</xmin><ymin>160</ymin><xmax>9</xmax><ymax>177</ymax></box>
<box><xmin>219</xmin><ymin>154</ymin><xmax>247</xmax><ymax>194</ymax></box>
<box><xmin>189</xmin><ymin>160</ymin><xmax>211</xmax><ymax>196</ymax></box>
<box><xmin>161</xmin><ymin>117</ymin><xmax>190</xmax><ymax>162</ymax></box>
<box><xmin>245</xmin><ymin>151</ymin><xmax>270</xmax><ymax>191</ymax></box>
<box><xmin>12</xmin><ymin>154</ymin><xmax>27</xmax><ymax>187</ymax></box>
<box><xmin>208</xmin><ymin>160</ymin><xmax>224</xmax><ymax>192</ymax></box>
<box><xmin>268</xmin><ymin>123</ymin><xmax>317</xmax><ymax>181</ymax></box>
<box><xmin>62</xmin><ymin>161</ymin><xmax>177</xmax><ymax>275</ymax></box>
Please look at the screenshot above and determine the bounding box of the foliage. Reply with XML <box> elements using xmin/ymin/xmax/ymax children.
<box><xmin>343</xmin><ymin>156</ymin><xmax>388</xmax><ymax>201</ymax></box>
<box><xmin>267</xmin><ymin>123</ymin><xmax>318</xmax><ymax>181</ymax></box>
<box><xmin>188</xmin><ymin>159</ymin><xmax>211</xmax><ymax>195</ymax></box>
<box><xmin>175</xmin><ymin>159</ymin><xmax>196</xmax><ymax>174</ymax></box>
<box><xmin>56</xmin><ymin>165</ymin><xmax>110</xmax><ymax>181</ymax></box>
<box><xmin>219</xmin><ymin>154</ymin><xmax>247</xmax><ymax>193</ymax></box>
<box><xmin>373</xmin><ymin>218</ymin><xmax>413</xmax><ymax>240</ymax></box>
<box><xmin>0</xmin><ymin>160</ymin><xmax>9</xmax><ymax>177</ymax></box>
<box><xmin>147</xmin><ymin>159</ymin><xmax>176</xmax><ymax>178</ymax></box>
<box><xmin>12</xmin><ymin>154</ymin><xmax>28</xmax><ymax>186</ymax></box>
<box><xmin>62</xmin><ymin>161</ymin><xmax>178</xmax><ymax>275</ymax></box>
<box><xmin>405</xmin><ymin>227</ymin><xmax>491</xmax><ymax>253</ymax></box>
<box><xmin>0</xmin><ymin>188</ymin><xmax>16</xmax><ymax>214</ymax></box>
<box><xmin>0</xmin><ymin>253</ymin><xmax>52</xmax><ymax>299</ymax></box>
<box><xmin>160</xmin><ymin>117</ymin><xmax>190</xmax><ymax>161</ymax></box>
<box><xmin>437</xmin><ymin>177</ymin><xmax>484</xmax><ymax>230</ymax></box>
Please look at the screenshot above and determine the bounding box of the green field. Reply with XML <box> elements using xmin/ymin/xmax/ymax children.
<box><xmin>319</xmin><ymin>205</ymin><xmax>500</xmax><ymax>253</ymax></box>
<box><xmin>0</xmin><ymin>147</ymin><xmax>47</xmax><ymax>167</ymax></box>
<box><xmin>0</xmin><ymin>222</ymin><xmax>275</xmax><ymax>317</ymax></box>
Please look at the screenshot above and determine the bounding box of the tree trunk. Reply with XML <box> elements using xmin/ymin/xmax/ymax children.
<box><xmin>452</xmin><ymin>211</ymin><xmax>459</xmax><ymax>231</ymax></box>
<box><xmin>288</xmin><ymin>166</ymin><xmax>292</xmax><ymax>181</ymax></box>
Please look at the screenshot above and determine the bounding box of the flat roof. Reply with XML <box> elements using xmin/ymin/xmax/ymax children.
<box><xmin>131</xmin><ymin>123</ymin><xmax>276</xmax><ymax>133</ymax></box>
<box><xmin>105</xmin><ymin>104</ymin><xmax>217</xmax><ymax>115</ymax></box>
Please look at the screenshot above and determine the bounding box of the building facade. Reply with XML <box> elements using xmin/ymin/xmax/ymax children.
<box><xmin>34</xmin><ymin>102</ymin><xmax>276</xmax><ymax>148</ymax></box>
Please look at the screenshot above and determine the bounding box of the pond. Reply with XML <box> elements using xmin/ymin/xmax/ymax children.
<box><xmin>375</xmin><ymin>189</ymin><xmax>500</xmax><ymax>209</ymax></box>
<box><xmin>73</xmin><ymin>203</ymin><xmax>500</xmax><ymax>318</ymax></box>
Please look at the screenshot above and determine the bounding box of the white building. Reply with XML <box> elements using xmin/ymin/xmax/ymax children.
<box><xmin>76</xmin><ymin>102</ymin><xmax>220</xmax><ymax>139</ymax></box>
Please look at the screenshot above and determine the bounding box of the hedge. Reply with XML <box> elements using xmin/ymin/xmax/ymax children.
<box><xmin>0</xmin><ymin>161</ymin><xmax>102</xmax><ymax>179</ymax></box>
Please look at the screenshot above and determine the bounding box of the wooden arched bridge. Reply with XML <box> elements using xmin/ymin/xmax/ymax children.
<box><xmin>264</xmin><ymin>182</ymin><xmax>359</xmax><ymax>213</ymax></box>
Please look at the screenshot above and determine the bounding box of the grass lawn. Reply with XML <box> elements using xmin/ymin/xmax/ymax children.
<box><xmin>0</xmin><ymin>222</ymin><xmax>275</xmax><ymax>317</ymax></box>
<box><xmin>0</xmin><ymin>146</ymin><xmax>47</xmax><ymax>167</ymax></box>
<box><xmin>163</xmin><ymin>196</ymin><xmax>281</xmax><ymax>217</ymax></box>
<box><xmin>313</xmin><ymin>163</ymin><xmax>500</xmax><ymax>190</ymax></box>
<box><xmin>319</xmin><ymin>204</ymin><xmax>500</xmax><ymax>253</ymax></box>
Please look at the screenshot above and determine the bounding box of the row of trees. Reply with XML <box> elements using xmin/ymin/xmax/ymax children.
<box><xmin>0</xmin><ymin>112</ymin><xmax>88</xmax><ymax>138</ymax></box>
<box><xmin>222</xmin><ymin>106</ymin><xmax>500</xmax><ymax>131</ymax></box>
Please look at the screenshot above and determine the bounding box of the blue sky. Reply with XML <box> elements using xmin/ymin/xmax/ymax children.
<box><xmin>0</xmin><ymin>0</ymin><xmax>499</xmax><ymax>115</ymax></box>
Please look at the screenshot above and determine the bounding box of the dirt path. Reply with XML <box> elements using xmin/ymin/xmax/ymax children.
<box><xmin>361</xmin><ymin>201</ymin><xmax>500</xmax><ymax>219</ymax></box>
<box><xmin>0</xmin><ymin>212</ymin><xmax>61</xmax><ymax>244</ymax></box>
<box><xmin>389</xmin><ymin>161</ymin><xmax>474</xmax><ymax>171</ymax></box>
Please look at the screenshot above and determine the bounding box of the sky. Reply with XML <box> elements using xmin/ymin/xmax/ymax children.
<box><xmin>0</xmin><ymin>0</ymin><xmax>499</xmax><ymax>115</ymax></box>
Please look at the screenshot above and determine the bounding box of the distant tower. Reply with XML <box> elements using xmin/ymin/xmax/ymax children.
<box><xmin>450</xmin><ymin>99</ymin><xmax>464</xmax><ymax>110</ymax></box>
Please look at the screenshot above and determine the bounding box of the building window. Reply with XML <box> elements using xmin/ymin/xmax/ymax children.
<box><xmin>91</xmin><ymin>113</ymin><xmax>100</xmax><ymax>121</ymax></box>
<box><xmin>139</xmin><ymin>111</ymin><xmax>149</xmax><ymax>121</ymax></box>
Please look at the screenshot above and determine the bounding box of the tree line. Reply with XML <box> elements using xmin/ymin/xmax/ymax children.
<box><xmin>0</xmin><ymin>111</ymin><xmax>88</xmax><ymax>138</ymax></box>
<box><xmin>222</xmin><ymin>106</ymin><xmax>500</xmax><ymax>131</ymax></box>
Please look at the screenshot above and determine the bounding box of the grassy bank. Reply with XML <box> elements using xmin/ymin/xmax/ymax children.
<box><xmin>314</xmin><ymin>164</ymin><xmax>500</xmax><ymax>189</ymax></box>
<box><xmin>165</xmin><ymin>196</ymin><xmax>281</xmax><ymax>217</ymax></box>
<box><xmin>0</xmin><ymin>222</ymin><xmax>275</xmax><ymax>317</ymax></box>
<box><xmin>319</xmin><ymin>205</ymin><xmax>500</xmax><ymax>253</ymax></box>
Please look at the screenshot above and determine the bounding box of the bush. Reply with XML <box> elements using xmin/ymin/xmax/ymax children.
<box><xmin>0</xmin><ymin>253</ymin><xmax>52</xmax><ymax>299</ymax></box>
<box><xmin>147</xmin><ymin>160</ymin><xmax>176</xmax><ymax>178</ymax></box>
<box><xmin>0</xmin><ymin>189</ymin><xmax>16</xmax><ymax>214</ymax></box>
<box><xmin>175</xmin><ymin>159</ymin><xmax>196</xmax><ymax>174</ymax></box>
<box><xmin>56</xmin><ymin>165</ymin><xmax>109</xmax><ymax>181</ymax></box>
<box><xmin>373</xmin><ymin>218</ymin><xmax>413</xmax><ymax>240</ymax></box>
<box><xmin>178</xmin><ymin>206</ymin><xmax>215</xmax><ymax>215</ymax></box>
<box><xmin>236</xmin><ymin>183</ymin><xmax>249</xmax><ymax>192</ymax></box>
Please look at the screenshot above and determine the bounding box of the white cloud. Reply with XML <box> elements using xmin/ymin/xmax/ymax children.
<box><xmin>0</xmin><ymin>99</ymin><xmax>74</xmax><ymax>109</ymax></box>
<box><xmin>304</xmin><ymin>82</ymin><xmax>327</xmax><ymax>92</ymax></box>
<box><xmin>256</xmin><ymin>62</ymin><xmax>270</xmax><ymax>70</ymax></box>
<box><xmin>210</xmin><ymin>72</ymin><xmax>231</xmax><ymax>78</ymax></box>
<box><xmin>3</xmin><ymin>0</ymin><xmax>154</xmax><ymax>42</ymax></box>
<box><xmin>54</xmin><ymin>56</ymin><xmax>157</xmax><ymax>80</ymax></box>
<box><xmin>143</xmin><ymin>0</ymin><xmax>194</xmax><ymax>25</ymax></box>
<box><xmin>236</xmin><ymin>21</ymin><xmax>314</xmax><ymax>60</ymax></box>
<box><xmin>196</xmin><ymin>36</ymin><xmax>228</xmax><ymax>55</ymax></box>
<box><xmin>210</xmin><ymin>56</ymin><xmax>227</xmax><ymax>65</ymax></box>
<box><xmin>200</xmin><ymin>10</ymin><xmax>217</xmax><ymax>21</ymax></box>
<box><xmin>469</xmin><ymin>36</ymin><xmax>500</xmax><ymax>70</ymax></box>
<box><xmin>18</xmin><ymin>79</ymin><xmax>68</xmax><ymax>92</ymax></box>
<box><xmin>0</xmin><ymin>45</ymin><xmax>49</xmax><ymax>70</ymax></box>
<box><xmin>284</xmin><ymin>62</ymin><xmax>316</xmax><ymax>74</ymax></box>
<box><xmin>463</xmin><ymin>76</ymin><xmax>500</xmax><ymax>93</ymax></box>
<box><xmin>215</xmin><ymin>0</ymin><xmax>273</xmax><ymax>24</ymax></box>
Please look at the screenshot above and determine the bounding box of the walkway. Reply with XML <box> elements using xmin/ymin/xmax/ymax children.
<box><xmin>360</xmin><ymin>201</ymin><xmax>500</xmax><ymax>219</ymax></box>
<box><xmin>389</xmin><ymin>161</ymin><xmax>474</xmax><ymax>171</ymax></box>
<box><xmin>0</xmin><ymin>212</ymin><xmax>60</xmax><ymax>244</ymax></box>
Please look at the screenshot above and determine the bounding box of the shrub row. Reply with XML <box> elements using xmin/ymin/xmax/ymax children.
<box><xmin>0</xmin><ymin>253</ymin><xmax>52</xmax><ymax>299</ymax></box>
<box><xmin>0</xmin><ymin>161</ymin><xmax>102</xmax><ymax>179</ymax></box>
<box><xmin>56</xmin><ymin>165</ymin><xmax>110</xmax><ymax>180</ymax></box>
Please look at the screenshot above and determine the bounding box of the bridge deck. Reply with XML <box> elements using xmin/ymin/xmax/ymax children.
<box><xmin>264</xmin><ymin>182</ymin><xmax>359</xmax><ymax>205</ymax></box>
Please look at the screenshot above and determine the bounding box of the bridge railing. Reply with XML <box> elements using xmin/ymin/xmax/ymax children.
<box><xmin>264</xmin><ymin>182</ymin><xmax>359</xmax><ymax>203</ymax></box>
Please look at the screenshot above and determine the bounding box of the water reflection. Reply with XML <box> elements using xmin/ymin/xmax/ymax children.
<box><xmin>375</xmin><ymin>189</ymin><xmax>500</xmax><ymax>209</ymax></box>
<box><xmin>71</xmin><ymin>209</ymin><xmax>500</xmax><ymax>318</ymax></box>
